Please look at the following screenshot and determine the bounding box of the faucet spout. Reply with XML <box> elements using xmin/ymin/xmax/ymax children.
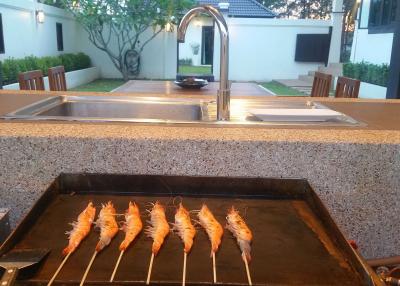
<box><xmin>177</xmin><ymin>5</ymin><xmax>230</xmax><ymax>121</ymax></box>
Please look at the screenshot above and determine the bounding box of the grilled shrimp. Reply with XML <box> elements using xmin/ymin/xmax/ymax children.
<box><xmin>145</xmin><ymin>201</ymin><xmax>170</xmax><ymax>256</ymax></box>
<box><xmin>226</xmin><ymin>206</ymin><xmax>253</xmax><ymax>262</ymax></box>
<box><xmin>119</xmin><ymin>202</ymin><xmax>143</xmax><ymax>251</ymax></box>
<box><xmin>173</xmin><ymin>203</ymin><xmax>196</xmax><ymax>253</ymax></box>
<box><xmin>94</xmin><ymin>201</ymin><xmax>119</xmax><ymax>252</ymax></box>
<box><xmin>198</xmin><ymin>204</ymin><xmax>223</xmax><ymax>257</ymax></box>
<box><xmin>63</xmin><ymin>202</ymin><xmax>96</xmax><ymax>256</ymax></box>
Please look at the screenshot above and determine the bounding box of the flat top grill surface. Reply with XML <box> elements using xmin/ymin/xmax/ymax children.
<box><xmin>8</xmin><ymin>193</ymin><xmax>361</xmax><ymax>285</ymax></box>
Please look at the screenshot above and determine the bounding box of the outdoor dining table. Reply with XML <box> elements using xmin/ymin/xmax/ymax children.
<box><xmin>112</xmin><ymin>80</ymin><xmax>273</xmax><ymax>96</ymax></box>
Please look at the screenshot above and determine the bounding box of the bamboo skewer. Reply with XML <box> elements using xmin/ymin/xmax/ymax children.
<box><xmin>110</xmin><ymin>250</ymin><xmax>125</xmax><ymax>282</ymax></box>
<box><xmin>242</xmin><ymin>252</ymin><xmax>252</xmax><ymax>286</ymax></box>
<box><xmin>146</xmin><ymin>253</ymin><xmax>155</xmax><ymax>285</ymax></box>
<box><xmin>182</xmin><ymin>252</ymin><xmax>187</xmax><ymax>286</ymax></box>
<box><xmin>47</xmin><ymin>252</ymin><xmax>72</xmax><ymax>286</ymax></box>
<box><xmin>212</xmin><ymin>252</ymin><xmax>217</xmax><ymax>284</ymax></box>
<box><xmin>79</xmin><ymin>251</ymin><xmax>97</xmax><ymax>286</ymax></box>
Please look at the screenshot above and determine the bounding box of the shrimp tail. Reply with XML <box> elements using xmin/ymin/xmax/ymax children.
<box><xmin>62</xmin><ymin>245</ymin><xmax>75</xmax><ymax>256</ymax></box>
<box><xmin>152</xmin><ymin>242</ymin><xmax>161</xmax><ymax>256</ymax></box>
<box><xmin>239</xmin><ymin>239</ymin><xmax>251</xmax><ymax>262</ymax></box>
<box><xmin>96</xmin><ymin>237</ymin><xmax>111</xmax><ymax>252</ymax></box>
<box><xmin>119</xmin><ymin>240</ymin><xmax>129</xmax><ymax>251</ymax></box>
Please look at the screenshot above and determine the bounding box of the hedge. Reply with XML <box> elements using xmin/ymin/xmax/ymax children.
<box><xmin>343</xmin><ymin>61</ymin><xmax>389</xmax><ymax>87</ymax></box>
<box><xmin>1</xmin><ymin>53</ymin><xmax>91</xmax><ymax>86</ymax></box>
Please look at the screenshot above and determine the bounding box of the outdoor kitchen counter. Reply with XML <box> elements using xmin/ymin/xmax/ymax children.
<box><xmin>0</xmin><ymin>90</ymin><xmax>399</xmax><ymax>260</ymax></box>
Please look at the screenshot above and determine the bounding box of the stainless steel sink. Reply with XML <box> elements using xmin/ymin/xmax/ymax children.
<box><xmin>4</xmin><ymin>96</ymin><xmax>212</xmax><ymax>123</ymax></box>
<box><xmin>2</xmin><ymin>95</ymin><xmax>363</xmax><ymax>127</ymax></box>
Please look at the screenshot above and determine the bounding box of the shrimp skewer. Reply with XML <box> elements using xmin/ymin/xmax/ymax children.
<box><xmin>94</xmin><ymin>201</ymin><xmax>119</xmax><ymax>252</ymax></box>
<box><xmin>197</xmin><ymin>204</ymin><xmax>223</xmax><ymax>283</ymax></box>
<box><xmin>47</xmin><ymin>202</ymin><xmax>96</xmax><ymax>286</ymax></box>
<box><xmin>110</xmin><ymin>202</ymin><xmax>142</xmax><ymax>282</ymax></box>
<box><xmin>173</xmin><ymin>203</ymin><xmax>196</xmax><ymax>286</ymax></box>
<box><xmin>80</xmin><ymin>201</ymin><xmax>119</xmax><ymax>286</ymax></box>
<box><xmin>226</xmin><ymin>206</ymin><xmax>253</xmax><ymax>286</ymax></box>
<box><xmin>145</xmin><ymin>202</ymin><xmax>170</xmax><ymax>285</ymax></box>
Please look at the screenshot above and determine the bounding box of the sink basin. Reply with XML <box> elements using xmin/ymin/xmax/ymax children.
<box><xmin>2</xmin><ymin>95</ymin><xmax>363</xmax><ymax>127</ymax></box>
<box><xmin>4</xmin><ymin>95</ymin><xmax>211</xmax><ymax>123</ymax></box>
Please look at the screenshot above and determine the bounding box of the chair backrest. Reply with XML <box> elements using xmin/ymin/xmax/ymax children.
<box><xmin>310</xmin><ymin>72</ymin><xmax>332</xmax><ymax>97</ymax></box>
<box><xmin>48</xmin><ymin>66</ymin><xmax>67</xmax><ymax>91</ymax></box>
<box><xmin>18</xmin><ymin>70</ymin><xmax>45</xmax><ymax>91</ymax></box>
<box><xmin>335</xmin><ymin>76</ymin><xmax>360</xmax><ymax>98</ymax></box>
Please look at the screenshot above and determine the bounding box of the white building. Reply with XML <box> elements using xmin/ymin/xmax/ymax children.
<box><xmin>178</xmin><ymin>0</ymin><xmax>276</xmax><ymax>78</ymax></box>
<box><xmin>0</xmin><ymin>0</ymin><xmax>337</xmax><ymax>83</ymax></box>
<box><xmin>349</xmin><ymin>0</ymin><xmax>399</xmax><ymax>98</ymax></box>
<box><xmin>351</xmin><ymin>0</ymin><xmax>398</xmax><ymax>65</ymax></box>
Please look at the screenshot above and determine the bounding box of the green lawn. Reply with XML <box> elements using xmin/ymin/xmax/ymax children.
<box><xmin>261</xmin><ymin>81</ymin><xmax>305</xmax><ymax>96</ymax></box>
<box><xmin>69</xmin><ymin>79</ymin><xmax>125</xmax><ymax>92</ymax></box>
<box><xmin>178</xmin><ymin>65</ymin><xmax>212</xmax><ymax>74</ymax></box>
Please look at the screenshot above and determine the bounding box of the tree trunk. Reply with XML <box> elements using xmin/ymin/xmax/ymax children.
<box><xmin>122</xmin><ymin>69</ymin><xmax>129</xmax><ymax>81</ymax></box>
<box><xmin>116</xmin><ymin>58</ymin><xmax>129</xmax><ymax>82</ymax></box>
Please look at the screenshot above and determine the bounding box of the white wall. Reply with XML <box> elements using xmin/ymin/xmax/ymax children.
<box><xmin>217</xmin><ymin>18</ymin><xmax>331</xmax><ymax>81</ymax></box>
<box><xmin>173</xmin><ymin>16</ymin><xmax>331</xmax><ymax>81</ymax></box>
<box><xmin>350</xmin><ymin>0</ymin><xmax>393</xmax><ymax>65</ymax></box>
<box><xmin>76</xmin><ymin>13</ymin><xmax>332</xmax><ymax>81</ymax></box>
<box><xmin>0</xmin><ymin>0</ymin><xmax>80</xmax><ymax>60</ymax></box>
<box><xmin>359</xmin><ymin>82</ymin><xmax>387</xmax><ymax>99</ymax></box>
<box><xmin>77</xmin><ymin>23</ymin><xmax>178</xmax><ymax>80</ymax></box>
<box><xmin>351</xmin><ymin>28</ymin><xmax>393</xmax><ymax>65</ymax></box>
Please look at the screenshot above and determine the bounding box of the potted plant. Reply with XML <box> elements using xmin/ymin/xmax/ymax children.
<box><xmin>191</xmin><ymin>43</ymin><xmax>200</xmax><ymax>55</ymax></box>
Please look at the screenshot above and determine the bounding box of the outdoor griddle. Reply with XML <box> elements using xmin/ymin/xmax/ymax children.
<box><xmin>0</xmin><ymin>174</ymin><xmax>383</xmax><ymax>285</ymax></box>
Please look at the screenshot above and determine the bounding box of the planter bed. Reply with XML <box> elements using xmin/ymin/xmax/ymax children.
<box><xmin>2</xmin><ymin>67</ymin><xmax>100</xmax><ymax>90</ymax></box>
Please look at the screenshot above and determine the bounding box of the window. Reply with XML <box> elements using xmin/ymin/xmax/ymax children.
<box><xmin>369</xmin><ymin>0</ymin><xmax>400</xmax><ymax>33</ymax></box>
<box><xmin>0</xmin><ymin>14</ymin><xmax>4</xmax><ymax>54</ymax></box>
<box><xmin>56</xmin><ymin>23</ymin><xmax>63</xmax><ymax>51</ymax></box>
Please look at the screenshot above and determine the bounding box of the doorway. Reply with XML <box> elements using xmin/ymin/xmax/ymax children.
<box><xmin>201</xmin><ymin>26</ymin><xmax>214</xmax><ymax>66</ymax></box>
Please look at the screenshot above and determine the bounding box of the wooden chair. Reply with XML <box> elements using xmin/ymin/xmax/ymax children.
<box><xmin>18</xmin><ymin>70</ymin><xmax>45</xmax><ymax>90</ymax></box>
<box><xmin>310</xmin><ymin>72</ymin><xmax>332</xmax><ymax>97</ymax></box>
<box><xmin>335</xmin><ymin>76</ymin><xmax>360</xmax><ymax>98</ymax></box>
<box><xmin>48</xmin><ymin>66</ymin><xmax>67</xmax><ymax>91</ymax></box>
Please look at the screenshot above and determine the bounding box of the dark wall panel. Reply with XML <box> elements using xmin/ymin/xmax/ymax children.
<box><xmin>56</xmin><ymin>23</ymin><xmax>63</xmax><ymax>51</ymax></box>
<box><xmin>295</xmin><ymin>32</ymin><xmax>331</xmax><ymax>65</ymax></box>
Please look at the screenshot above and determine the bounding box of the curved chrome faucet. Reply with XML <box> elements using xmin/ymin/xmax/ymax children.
<box><xmin>177</xmin><ymin>5</ymin><xmax>230</xmax><ymax>121</ymax></box>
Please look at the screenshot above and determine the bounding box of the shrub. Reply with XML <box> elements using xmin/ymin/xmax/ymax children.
<box><xmin>24</xmin><ymin>56</ymin><xmax>40</xmax><ymax>71</ymax></box>
<box><xmin>179</xmin><ymin>58</ymin><xmax>192</xmax><ymax>66</ymax></box>
<box><xmin>37</xmin><ymin>56</ymin><xmax>62</xmax><ymax>76</ymax></box>
<box><xmin>0</xmin><ymin>53</ymin><xmax>91</xmax><ymax>85</ymax></box>
<box><xmin>74</xmin><ymin>53</ymin><xmax>91</xmax><ymax>70</ymax></box>
<box><xmin>59</xmin><ymin>54</ymin><xmax>75</xmax><ymax>72</ymax></box>
<box><xmin>2</xmin><ymin>59</ymin><xmax>20</xmax><ymax>85</ymax></box>
<box><xmin>343</xmin><ymin>61</ymin><xmax>389</xmax><ymax>87</ymax></box>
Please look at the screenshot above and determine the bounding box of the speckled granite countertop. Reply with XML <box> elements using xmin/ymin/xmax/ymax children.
<box><xmin>0</xmin><ymin>90</ymin><xmax>399</xmax><ymax>259</ymax></box>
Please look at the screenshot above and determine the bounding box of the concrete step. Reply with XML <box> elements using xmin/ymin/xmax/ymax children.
<box><xmin>318</xmin><ymin>64</ymin><xmax>343</xmax><ymax>76</ymax></box>
<box><xmin>298</xmin><ymin>74</ymin><xmax>314</xmax><ymax>83</ymax></box>
<box><xmin>308</xmin><ymin>70</ymin><xmax>316</xmax><ymax>76</ymax></box>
